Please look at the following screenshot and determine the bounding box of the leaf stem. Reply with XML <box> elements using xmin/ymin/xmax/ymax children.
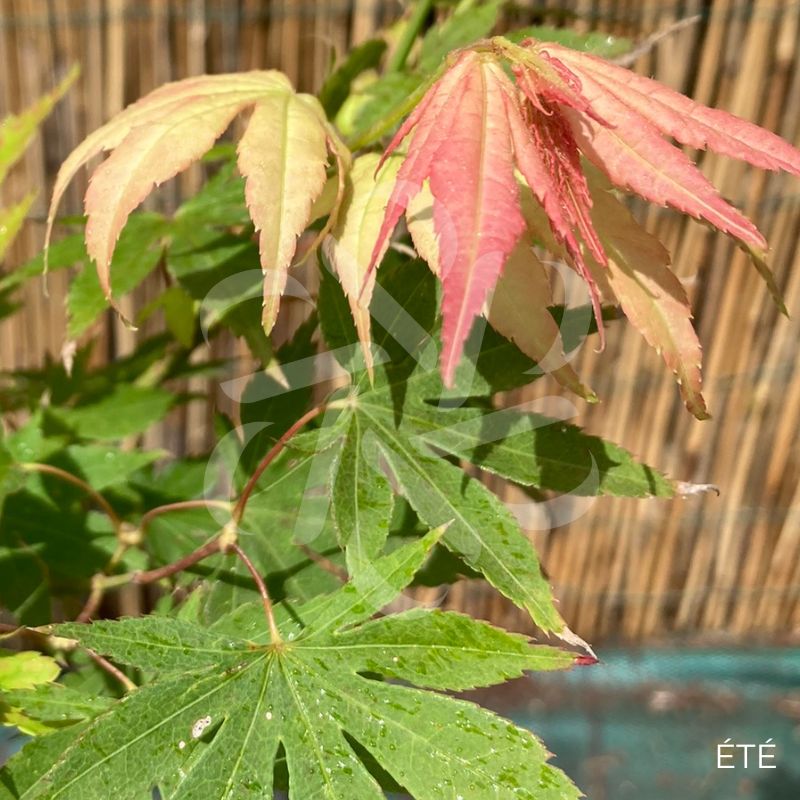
<box><xmin>232</xmin><ymin>404</ymin><xmax>328</xmax><ymax>524</ymax></box>
<box><xmin>228</xmin><ymin>543</ymin><xmax>282</xmax><ymax>645</ymax></box>
<box><xmin>21</xmin><ymin>463</ymin><xmax>122</xmax><ymax>533</ymax></box>
<box><xmin>139</xmin><ymin>499</ymin><xmax>232</xmax><ymax>535</ymax></box>
<box><xmin>76</xmin><ymin>584</ymin><xmax>104</xmax><ymax>624</ymax></box>
<box><xmin>77</xmin><ymin>501</ymin><xmax>233</xmax><ymax>622</ymax></box>
<box><xmin>131</xmin><ymin>536</ymin><xmax>225</xmax><ymax>585</ymax></box>
<box><xmin>85</xmin><ymin>648</ymin><xmax>137</xmax><ymax>693</ymax></box>
<box><xmin>387</xmin><ymin>0</ymin><xmax>434</xmax><ymax>73</ymax></box>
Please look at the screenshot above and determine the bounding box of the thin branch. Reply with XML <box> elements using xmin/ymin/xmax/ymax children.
<box><xmin>76</xmin><ymin>581</ymin><xmax>105</xmax><ymax>624</ymax></box>
<box><xmin>613</xmin><ymin>15</ymin><xmax>702</xmax><ymax>67</ymax></box>
<box><xmin>232</xmin><ymin>404</ymin><xmax>328</xmax><ymax>524</ymax></box>
<box><xmin>86</xmin><ymin>648</ymin><xmax>137</xmax><ymax>693</ymax></box>
<box><xmin>76</xmin><ymin>539</ymin><xmax>133</xmax><ymax>623</ymax></box>
<box><xmin>228</xmin><ymin>543</ymin><xmax>282</xmax><ymax>645</ymax></box>
<box><xmin>21</xmin><ymin>463</ymin><xmax>122</xmax><ymax>532</ymax></box>
<box><xmin>77</xmin><ymin>501</ymin><xmax>231</xmax><ymax>623</ymax></box>
<box><xmin>139</xmin><ymin>499</ymin><xmax>232</xmax><ymax>535</ymax></box>
<box><xmin>131</xmin><ymin>536</ymin><xmax>224</xmax><ymax>585</ymax></box>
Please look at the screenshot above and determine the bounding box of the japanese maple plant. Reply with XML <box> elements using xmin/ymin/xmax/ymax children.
<box><xmin>1</xmin><ymin>1</ymin><xmax>799</xmax><ymax>798</ymax></box>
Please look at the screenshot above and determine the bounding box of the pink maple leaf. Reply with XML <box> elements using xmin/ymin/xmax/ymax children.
<box><xmin>370</xmin><ymin>37</ymin><xmax>800</xmax><ymax>411</ymax></box>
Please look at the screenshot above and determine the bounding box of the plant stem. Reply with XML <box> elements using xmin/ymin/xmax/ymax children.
<box><xmin>387</xmin><ymin>0</ymin><xmax>434</xmax><ymax>73</ymax></box>
<box><xmin>131</xmin><ymin>536</ymin><xmax>224</xmax><ymax>585</ymax></box>
<box><xmin>139</xmin><ymin>499</ymin><xmax>232</xmax><ymax>535</ymax></box>
<box><xmin>21</xmin><ymin>463</ymin><xmax>122</xmax><ymax>533</ymax></box>
<box><xmin>86</xmin><ymin>648</ymin><xmax>137</xmax><ymax>693</ymax></box>
<box><xmin>232</xmin><ymin>404</ymin><xmax>328</xmax><ymax>524</ymax></box>
<box><xmin>76</xmin><ymin>579</ymin><xmax>106</xmax><ymax>623</ymax></box>
<box><xmin>77</xmin><ymin>501</ymin><xmax>232</xmax><ymax>623</ymax></box>
<box><xmin>228</xmin><ymin>543</ymin><xmax>282</xmax><ymax>645</ymax></box>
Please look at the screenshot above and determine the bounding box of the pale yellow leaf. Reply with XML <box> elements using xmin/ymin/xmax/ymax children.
<box><xmin>487</xmin><ymin>240</ymin><xmax>596</xmax><ymax>401</ymax></box>
<box><xmin>588</xmin><ymin>182</ymin><xmax>709</xmax><ymax>419</ymax></box>
<box><xmin>0</xmin><ymin>651</ymin><xmax>59</xmax><ymax>691</ymax></box>
<box><xmin>324</xmin><ymin>152</ymin><xmax>403</xmax><ymax>377</ymax></box>
<box><xmin>47</xmin><ymin>74</ymin><xmax>291</xmax><ymax>323</ymax></box>
<box><xmin>238</xmin><ymin>92</ymin><xmax>330</xmax><ymax>332</ymax></box>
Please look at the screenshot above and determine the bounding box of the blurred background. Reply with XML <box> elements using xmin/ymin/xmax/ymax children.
<box><xmin>1</xmin><ymin>1</ymin><xmax>799</xmax><ymax>797</ymax></box>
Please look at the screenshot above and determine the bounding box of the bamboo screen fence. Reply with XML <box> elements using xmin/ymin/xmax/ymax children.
<box><xmin>1</xmin><ymin>0</ymin><xmax>799</xmax><ymax>644</ymax></box>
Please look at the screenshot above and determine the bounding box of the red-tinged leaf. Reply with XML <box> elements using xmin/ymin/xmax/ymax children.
<box><xmin>487</xmin><ymin>239</ymin><xmax>596</xmax><ymax>401</ymax></box>
<box><xmin>563</xmin><ymin>101</ymin><xmax>771</xmax><ymax>251</ymax></box>
<box><xmin>366</xmin><ymin>52</ymin><xmax>476</xmax><ymax>296</ymax></box>
<box><xmin>588</xmin><ymin>181</ymin><xmax>709</xmax><ymax>419</ymax></box>
<box><xmin>324</xmin><ymin>152</ymin><xmax>403</xmax><ymax>376</ymax></box>
<box><xmin>429</xmin><ymin>59</ymin><xmax>527</xmax><ymax>385</ymax></box>
<box><xmin>543</xmin><ymin>58</ymin><xmax>769</xmax><ymax>254</ymax></box>
<box><xmin>513</xmin><ymin>44</ymin><xmax>605</xmax><ymax>125</ymax></box>
<box><xmin>518</xmin><ymin>41</ymin><xmax>794</xmax><ymax>313</ymax></box>
<box><xmin>408</xmin><ymin>183</ymin><xmax>594</xmax><ymax>400</ymax></box>
<box><xmin>513</xmin><ymin>72</ymin><xmax>606</xmax><ymax>266</ymax></box>
<box><xmin>550</xmin><ymin>44</ymin><xmax>800</xmax><ymax>177</ymax></box>
<box><xmin>504</xmin><ymin>88</ymin><xmax>606</xmax><ymax>345</ymax></box>
<box><xmin>237</xmin><ymin>92</ymin><xmax>329</xmax><ymax>331</ymax></box>
<box><xmin>375</xmin><ymin>37</ymin><xmax>800</xmax><ymax>401</ymax></box>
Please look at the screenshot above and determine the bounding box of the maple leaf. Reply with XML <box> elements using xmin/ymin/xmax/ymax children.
<box><xmin>324</xmin><ymin>152</ymin><xmax>403</xmax><ymax>378</ymax></box>
<box><xmin>370</xmin><ymin>50</ymin><xmax>527</xmax><ymax>386</ymax></box>
<box><xmin>370</xmin><ymin>37</ymin><xmax>800</xmax><ymax>397</ymax></box>
<box><xmin>0</xmin><ymin>66</ymin><xmax>78</xmax><ymax>263</ymax></box>
<box><xmin>47</xmin><ymin>72</ymin><xmax>348</xmax><ymax>330</ymax></box>
<box><xmin>0</xmin><ymin>533</ymin><xmax>581</xmax><ymax>800</ymax></box>
<box><xmin>586</xmin><ymin>176</ymin><xmax>709</xmax><ymax>419</ymax></box>
<box><xmin>406</xmin><ymin>182</ymin><xmax>596</xmax><ymax>401</ymax></box>
<box><xmin>318</xmin><ymin>258</ymin><xmax>677</xmax><ymax>647</ymax></box>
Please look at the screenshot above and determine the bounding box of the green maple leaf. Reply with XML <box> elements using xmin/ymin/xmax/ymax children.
<box><xmin>316</xmin><ymin>254</ymin><xmax>675</xmax><ymax>639</ymax></box>
<box><xmin>0</xmin><ymin>532</ymin><xmax>579</xmax><ymax>800</ymax></box>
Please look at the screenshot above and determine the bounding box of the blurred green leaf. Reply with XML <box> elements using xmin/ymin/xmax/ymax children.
<box><xmin>336</xmin><ymin>72</ymin><xmax>421</xmax><ymax>142</ymax></box>
<box><xmin>0</xmin><ymin>231</ymin><xmax>87</xmax><ymax>293</ymax></box>
<box><xmin>139</xmin><ymin>285</ymin><xmax>196</xmax><ymax>348</ymax></box>
<box><xmin>419</xmin><ymin>0</ymin><xmax>501</xmax><ymax>71</ymax></box>
<box><xmin>67</xmin><ymin>213</ymin><xmax>167</xmax><ymax>337</ymax></box>
<box><xmin>0</xmin><ymin>66</ymin><xmax>78</xmax><ymax>185</ymax></box>
<box><xmin>56</xmin><ymin>445</ymin><xmax>165</xmax><ymax>491</ymax></box>
<box><xmin>0</xmin><ymin>193</ymin><xmax>35</xmax><ymax>263</ymax></box>
<box><xmin>173</xmin><ymin>160</ymin><xmax>250</xmax><ymax>229</ymax></box>
<box><xmin>50</xmin><ymin>386</ymin><xmax>174</xmax><ymax>440</ymax></box>
<box><xmin>504</xmin><ymin>25</ymin><xmax>632</xmax><ymax>57</ymax></box>
<box><xmin>0</xmin><ymin>651</ymin><xmax>59</xmax><ymax>691</ymax></box>
<box><xmin>1</xmin><ymin>683</ymin><xmax>111</xmax><ymax>726</ymax></box>
<box><xmin>320</xmin><ymin>38</ymin><xmax>388</xmax><ymax>117</ymax></box>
